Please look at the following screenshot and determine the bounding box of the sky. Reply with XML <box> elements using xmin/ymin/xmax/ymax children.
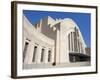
<box><xmin>23</xmin><ymin>10</ymin><xmax>91</xmax><ymax>47</ymax></box>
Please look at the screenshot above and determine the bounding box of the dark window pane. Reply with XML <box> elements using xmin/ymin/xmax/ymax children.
<box><xmin>41</xmin><ymin>49</ymin><xmax>44</xmax><ymax>62</ymax></box>
<box><xmin>32</xmin><ymin>46</ymin><xmax>37</xmax><ymax>62</ymax></box>
<box><xmin>23</xmin><ymin>42</ymin><xmax>29</xmax><ymax>62</ymax></box>
<box><xmin>48</xmin><ymin>50</ymin><xmax>51</xmax><ymax>62</ymax></box>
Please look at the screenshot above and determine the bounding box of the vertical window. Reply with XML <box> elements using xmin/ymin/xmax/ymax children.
<box><xmin>81</xmin><ymin>44</ymin><xmax>84</xmax><ymax>53</ymax></box>
<box><xmin>74</xmin><ymin>30</ymin><xmax>77</xmax><ymax>52</ymax></box>
<box><xmin>80</xmin><ymin>43</ymin><xmax>82</xmax><ymax>53</ymax></box>
<box><xmin>73</xmin><ymin>32</ymin><xmax>75</xmax><ymax>52</ymax></box>
<box><xmin>80</xmin><ymin>43</ymin><xmax>83</xmax><ymax>53</ymax></box>
<box><xmin>78</xmin><ymin>39</ymin><xmax>80</xmax><ymax>53</ymax></box>
<box><xmin>32</xmin><ymin>46</ymin><xmax>37</xmax><ymax>62</ymax></box>
<box><xmin>74</xmin><ymin>27</ymin><xmax>78</xmax><ymax>52</ymax></box>
<box><xmin>23</xmin><ymin>42</ymin><xmax>29</xmax><ymax>62</ymax></box>
<box><xmin>41</xmin><ymin>49</ymin><xmax>44</xmax><ymax>62</ymax></box>
<box><xmin>48</xmin><ymin>50</ymin><xmax>51</xmax><ymax>62</ymax></box>
<box><xmin>71</xmin><ymin>32</ymin><xmax>73</xmax><ymax>51</ymax></box>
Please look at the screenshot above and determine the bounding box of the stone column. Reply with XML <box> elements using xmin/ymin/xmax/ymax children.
<box><xmin>36</xmin><ymin>46</ymin><xmax>42</xmax><ymax>64</ymax></box>
<box><xmin>78</xmin><ymin>40</ymin><xmax>80</xmax><ymax>53</ymax></box>
<box><xmin>22</xmin><ymin>37</ymin><xmax>26</xmax><ymax>52</ymax></box>
<box><xmin>68</xmin><ymin>34</ymin><xmax>70</xmax><ymax>51</ymax></box>
<box><xmin>80</xmin><ymin>43</ymin><xmax>82</xmax><ymax>53</ymax></box>
<box><xmin>51</xmin><ymin>46</ymin><xmax>54</xmax><ymax>63</ymax></box>
<box><xmin>72</xmin><ymin>32</ymin><xmax>74</xmax><ymax>52</ymax></box>
<box><xmin>44</xmin><ymin>48</ymin><xmax>49</xmax><ymax>63</ymax></box>
<box><xmin>24</xmin><ymin>42</ymin><xmax>35</xmax><ymax>64</ymax></box>
<box><xmin>55</xmin><ymin>30</ymin><xmax>60</xmax><ymax>64</ymax></box>
<box><xmin>83</xmin><ymin>45</ymin><xmax>86</xmax><ymax>54</ymax></box>
<box><xmin>66</xmin><ymin>34</ymin><xmax>70</xmax><ymax>62</ymax></box>
<box><xmin>70</xmin><ymin>33</ymin><xmax>72</xmax><ymax>52</ymax></box>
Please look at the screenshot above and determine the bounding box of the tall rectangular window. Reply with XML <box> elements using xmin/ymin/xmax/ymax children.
<box><xmin>41</xmin><ymin>49</ymin><xmax>44</xmax><ymax>62</ymax></box>
<box><xmin>74</xmin><ymin>31</ymin><xmax>77</xmax><ymax>52</ymax></box>
<box><xmin>71</xmin><ymin>32</ymin><xmax>73</xmax><ymax>51</ymax></box>
<box><xmin>78</xmin><ymin>39</ymin><xmax>80</xmax><ymax>53</ymax></box>
<box><xmin>32</xmin><ymin>46</ymin><xmax>37</xmax><ymax>62</ymax></box>
<box><xmin>73</xmin><ymin>32</ymin><xmax>75</xmax><ymax>52</ymax></box>
<box><xmin>23</xmin><ymin>42</ymin><xmax>29</xmax><ymax>62</ymax></box>
<box><xmin>48</xmin><ymin>50</ymin><xmax>51</xmax><ymax>62</ymax></box>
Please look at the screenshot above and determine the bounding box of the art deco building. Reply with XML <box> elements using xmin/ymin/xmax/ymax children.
<box><xmin>23</xmin><ymin>15</ymin><xmax>90</xmax><ymax>69</ymax></box>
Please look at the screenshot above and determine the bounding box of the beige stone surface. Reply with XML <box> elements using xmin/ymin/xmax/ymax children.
<box><xmin>23</xmin><ymin>15</ymin><xmax>90</xmax><ymax>69</ymax></box>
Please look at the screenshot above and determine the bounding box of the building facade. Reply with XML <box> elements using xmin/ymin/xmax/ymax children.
<box><xmin>23</xmin><ymin>16</ymin><xmax>90</xmax><ymax>69</ymax></box>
